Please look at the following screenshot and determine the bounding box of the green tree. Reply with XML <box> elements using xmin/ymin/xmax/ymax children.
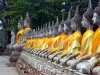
<box><xmin>1</xmin><ymin>0</ymin><xmax>100</xmax><ymax>31</ymax></box>
<box><xmin>3</xmin><ymin>0</ymin><xmax>30</xmax><ymax>31</ymax></box>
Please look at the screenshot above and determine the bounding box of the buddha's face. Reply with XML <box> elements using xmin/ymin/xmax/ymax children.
<box><xmin>63</xmin><ymin>24</ymin><xmax>69</xmax><ymax>33</ymax></box>
<box><xmin>49</xmin><ymin>29</ymin><xmax>52</xmax><ymax>36</ymax></box>
<box><xmin>42</xmin><ymin>31</ymin><xmax>44</xmax><ymax>37</ymax></box>
<box><xmin>53</xmin><ymin>28</ymin><xmax>57</xmax><ymax>36</ymax></box>
<box><xmin>40</xmin><ymin>32</ymin><xmax>43</xmax><ymax>37</ymax></box>
<box><xmin>58</xmin><ymin>25</ymin><xmax>63</xmax><ymax>34</ymax></box>
<box><xmin>17</xmin><ymin>23</ymin><xmax>22</xmax><ymax>29</ymax></box>
<box><xmin>92</xmin><ymin>13</ymin><xmax>97</xmax><ymax>24</ymax></box>
<box><xmin>81</xmin><ymin>16</ymin><xmax>90</xmax><ymax>29</ymax></box>
<box><xmin>11</xmin><ymin>31</ymin><xmax>14</xmax><ymax>35</ymax></box>
<box><xmin>46</xmin><ymin>31</ymin><xmax>48</xmax><ymax>36</ymax></box>
<box><xmin>71</xmin><ymin>21</ymin><xmax>77</xmax><ymax>31</ymax></box>
<box><xmin>24</xmin><ymin>20</ymin><xmax>28</xmax><ymax>28</ymax></box>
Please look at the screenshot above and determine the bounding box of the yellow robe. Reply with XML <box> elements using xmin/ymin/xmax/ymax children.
<box><xmin>91</xmin><ymin>28</ymin><xmax>100</xmax><ymax>57</ymax></box>
<box><xmin>16</xmin><ymin>29</ymin><xmax>24</xmax><ymax>44</ymax></box>
<box><xmin>27</xmin><ymin>38</ymin><xmax>35</xmax><ymax>48</ymax></box>
<box><xmin>24</xmin><ymin>27</ymin><xmax>32</xmax><ymax>33</ymax></box>
<box><xmin>33</xmin><ymin>38</ymin><xmax>38</xmax><ymax>50</ymax></box>
<box><xmin>68</xmin><ymin>31</ymin><xmax>82</xmax><ymax>54</ymax></box>
<box><xmin>57</xmin><ymin>33</ymin><xmax>68</xmax><ymax>50</ymax></box>
<box><xmin>35</xmin><ymin>38</ymin><xmax>39</xmax><ymax>50</ymax></box>
<box><xmin>61</xmin><ymin>35</ymin><xmax>72</xmax><ymax>55</ymax></box>
<box><xmin>52</xmin><ymin>33</ymin><xmax>67</xmax><ymax>53</ymax></box>
<box><xmin>47</xmin><ymin>37</ymin><xmax>54</xmax><ymax>51</ymax></box>
<box><xmin>39</xmin><ymin>38</ymin><xmax>47</xmax><ymax>50</ymax></box>
<box><xmin>25</xmin><ymin>39</ymin><xmax>31</xmax><ymax>47</ymax></box>
<box><xmin>17</xmin><ymin>27</ymin><xmax>31</xmax><ymax>45</ymax></box>
<box><xmin>77</xmin><ymin>29</ymin><xmax>94</xmax><ymax>58</ymax></box>
<box><xmin>38</xmin><ymin>38</ymin><xmax>43</xmax><ymax>50</ymax></box>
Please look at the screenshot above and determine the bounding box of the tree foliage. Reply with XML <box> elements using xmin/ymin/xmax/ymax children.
<box><xmin>2</xmin><ymin>0</ymin><xmax>30</xmax><ymax>31</ymax></box>
<box><xmin>0</xmin><ymin>0</ymin><xmax>99</xmax><ymax>31</ymax></box>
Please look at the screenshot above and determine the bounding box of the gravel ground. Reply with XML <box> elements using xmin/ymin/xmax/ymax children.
<box><xmin>0</xmin><ymin>56</ymin><xmax>19</xmax><ymax>75</ymax></box>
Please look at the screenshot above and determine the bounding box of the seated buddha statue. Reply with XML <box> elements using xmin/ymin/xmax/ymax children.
<box><xmin>66</xmin><ymin>0</ymin><xmax>94</xmax><ymax>71</ymax></box>
<box><xmin>24</xmin><ymin>30</ymin><xmax>34</xmax><ymax>52</ymax></box>
<box><xmin>53</xmin><ymin>10</ymin><xmax>72</xmax><ymax>63</ymax></box>
<box><xmin>38</xmin><ymin>29</ymin><xmax>49</xmax><ymax>56</ymax></box>
<box><xmin>14</xmin><ymin>12</ymin><xmax>32</xmax><ymax>51</ymax></box>
<box><xmin>6</xmin><ymin>28</ymin><xmax>16</xmax><ymax>51</ymax></box>
<box><xmin>89</xmin><ymin>2</ymin><xmax>100</xmax><ymax>75</ymax></box>
<box><xmin>59</xmin><ymin>5</ymin><xmax>82</xmax><ymax>66</ymax></box>
<box><xmin>7</xmin><ymin>16</ymin><xmax>25</xmax><ymax>66</ymax></box>
<box><xmin>48</xmin><ymin>17</ymin><xmax>68</xmax><ymax>61</ymax></box>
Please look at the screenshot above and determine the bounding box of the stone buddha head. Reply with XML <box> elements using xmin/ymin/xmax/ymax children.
<box><xmin>27</xmin><ymin>32</ymin><xmax>32</xmax><ymax>39</ymax></box>
<box><xmin>35</xmin><ymin>28</ymin><xmax>38</xmax><ymax>38</ymax></box>
<box><xmin>58</xmin><ymin>24</ymin><xmax>64</xmax><ymax>34</ymax></box>
<box><xmin>24</xmin><ymin>12</ymin><xmax>31</xmax><ymax>28</ymax></box>
<box><xmin>45</xmin><ymin>29</ymin><xmax>49</xmax><ymax>37</ymax></box>
<box><xmin>49</xmin><ymin>26</ymin><xmax>53</xmax><ymax>37</ymax></box>
<box><xmin>92</xmin><ymin>2</ymin><xmax>100</xmax><ymax>27</ymax></box>
<box><xmin>11</xmin><ymin>28</ymin><xmax>15</xmax><ymax>35</ymax></box>
<box><xmin>57</xmin><ymin>14</ymin><xmax>65</xmax><ymax>34</ymax></box>
<box><xmin>81</xmin><ymin>0</ymin><xmax>93</xmax><ymax>29</ymax></box>
<box><xmin>71</xmin><ymin>5</ymin><xmax>82</xmax><ymax>31</ymax></box>
<box><xmin>38</xmin><ymin>30</ymin><xmax>42</xmax><ymax>38</ymax></box>
<box><xmin>63</xmin><ymin>10</ymin><xmax>71</xmax><ymax>34</ymax></box>
<box><xmin>41</xmin><ymin>28</ymin><xmax>44</xmax><ymax>38</ymax></box>
<box><xmin>31</xmin><ymin>29</ymin><xmax>35</xmax><ymax>38</ymax></box>
<box><xmin>36</xmin><ymin>31</ymin><xmax>38</xmax><ymax>38</ymax></box>
<box><xmin>42</xmin><ymin>28</ymin><xmax>46</xmax><ymax>37</ymax></box>
<box><xmin>17</xmin><ymin>16</ymin><xmax>24</xmax><ymax>29</ymax></box>
<box><xmin>37</xmin><ymin>27</ymin><xmax>40</xmax><ymax>38</ymax></box>
<box><xmin>51</xmin><ymin>21</ymin><xmax>54</xmax><ymax>27</ymax></box>
<box><xmin>39</xmin><ymin>26</ymin><xmax>43</xmax><ymax>38</ymax></box>
<box><xmin>53</xmin><ymin>25</ymin><xmax>59</xmax><ymax>36</ymax></box>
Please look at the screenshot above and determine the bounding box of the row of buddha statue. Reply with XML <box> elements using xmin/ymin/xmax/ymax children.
<box><xmin>6</xmin><ymin>0</ymin><xmax>100</xmax><ymax>75</ymax></box>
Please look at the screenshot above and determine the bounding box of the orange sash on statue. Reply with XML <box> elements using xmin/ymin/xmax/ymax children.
<box><xmin>16</xmin><ymin>29</ymin><xmax>24</xmax><ymax>44</ymax></box>
<box><xmin>61</xmin><ymin>35</ymin><xmax>71</xmax><ymax>55</ymax></box>
<box><xmin>68</xmin><ymin>31</ymin><xmax>82</xmax><ymax>54</ymax></box>
<box><xmin>91</xmin><ymin>28</ymin><xmax>100</xmax><ymax>56</ymax></box>
<box><xmin>78</xmin><ymin>29</ymin><xmax>94</xmax><ymax>58</ymax></box>
<box><xmin>24</xmin><ymin>27</ymin><xmax>32</xmax><ymax>32</ymax></box>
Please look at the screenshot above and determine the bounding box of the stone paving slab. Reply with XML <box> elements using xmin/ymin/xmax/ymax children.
<box><xmin>0</xmin><ymin>55</ymin><xmax>19</xmax><ymax>75</ymax></box>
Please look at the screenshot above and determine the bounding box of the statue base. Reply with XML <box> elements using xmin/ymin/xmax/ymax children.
<box><xmin>16</xmin><ymin>50</ymin><xmax>93</xmax><ymax>75</ymax></box>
